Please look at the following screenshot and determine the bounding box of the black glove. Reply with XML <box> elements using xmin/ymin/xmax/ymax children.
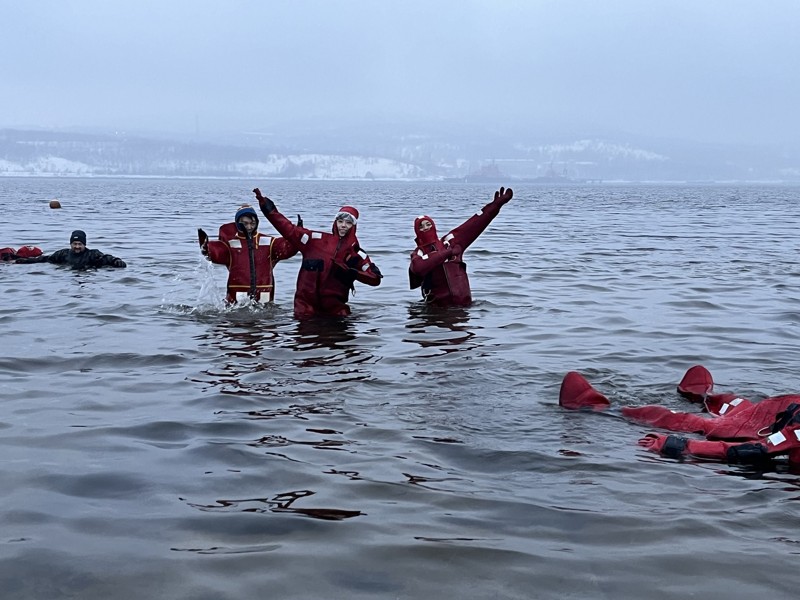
<box><xmin>197</xmin><ymin>228</ymin><xmax>209</xmax><ymax>256</ymax></box>
<box><xmin>112</xmin><ymin>258</ymin><xmax>127</xmax><ymax>268</ymax></box>
<box><xmin>346</xmin><ymin>255</ymin><xmax>360</xmax><ymax>269</ymax></box>
<box><xmin>494</xmin><ymin>187</ymin><xmax>513</xmax><ymax>205</ymax></box>
<box><xmin>253</xmin><ymin>188</ymin><xmax>276</xmax><ymax>214</ymax></box>
<box><xmin>369</xmin><ymin>263</ymin><xmax>383</xmax><ymax>279</ymax></box>
<box><xmin>296</xmin><ymin>214</ymin><xmax>303</xmax><ymax>227</ymax></box>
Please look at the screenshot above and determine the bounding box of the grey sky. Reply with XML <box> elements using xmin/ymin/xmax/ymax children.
<box><xmin>2</xmin><ymin>0</ymin><xmax>798</xmax><ymax>144</ymax></box>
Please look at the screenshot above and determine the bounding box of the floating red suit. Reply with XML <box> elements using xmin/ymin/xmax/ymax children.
<box><xmin>409</xmin><ymin>187</ymin><xmax>513</xmax><ymax>306</ymax></box>
<box><xmin>1</xmin><ymin>246</ymin><xmax>43</xmax><ymax>261</ymax></box>
<box><xmin>199</xmin><ymin>205</ymin><xmax>297</xmax><ymax>305</ymax></box>
<box><xmin>559</xmin><ymin>365</ymin><xmax>800</xmax><ymax>466</ymax></box>
<box><xmin>253</xmin><ymin>189</ymin><xmax>382</xmax><ymax>318</ymax></box>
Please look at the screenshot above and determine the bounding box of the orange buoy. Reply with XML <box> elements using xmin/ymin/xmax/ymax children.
<box><xmin>49</xmin><ymin>199</ymin><xmax>61</xmax><ymax>209</ymax></box>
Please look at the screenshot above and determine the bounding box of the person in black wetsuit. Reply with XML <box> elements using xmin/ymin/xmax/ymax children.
<box><xmin>16</xmin><ymin>230</ymin><xmax>126</xmax><ymax>269</ymax></box>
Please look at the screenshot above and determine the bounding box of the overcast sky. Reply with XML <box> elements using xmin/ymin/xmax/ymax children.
<box><xmin>2</xmin><ymin>1</ymin><xmax>798</xmax><ymax>144</ymax></box>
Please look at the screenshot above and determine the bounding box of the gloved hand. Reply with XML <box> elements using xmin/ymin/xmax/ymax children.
<box><xmin>296</xmin><ymin>214</ymin><xmax>304</xmax><ymax>227</ymax></box>
<box><xmin>638</xmin><ymin>434</ymin><xmax>667</xmax><ymax>452</ymax></box>
<box><xmin>638</xmin><ymin>434</ymin><xmax>687</xmax><ymax>459</ymax></box>
<box><xmin>346</xmin><ymin>254</ymin><xmax>360</xmax><ymax>269</ymax></box>
<box><xmin>112</xmin><ymin>258</ymin><xmax>127</xmax><ymax>268</ymax></box>
<box><xmin>494</xmin><ymin>186</ymin><xmax>513</xmax><ymax>205</ymax></box>
<box><xmin>253</xmin><ymin>188</ymin><xmax>276</xmax><ymax>213</ymax></box>
<box><xmin>369</xmin><ymin>263</ymin><xmax>383</xmax><ymax>279</ymax></box>
<box><xmin>197</xmin><ymin>228</ymin><xmax>209</xmax><ymax>256</ymax></box>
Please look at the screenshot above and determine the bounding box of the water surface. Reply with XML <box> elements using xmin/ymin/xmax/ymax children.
<box><xmin>2</xmin><ymin>179</ymin><xmax>800</xmax><ymax>599</ymax></box>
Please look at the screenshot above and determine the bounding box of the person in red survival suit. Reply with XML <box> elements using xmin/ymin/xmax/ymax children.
<box><xmin>558</xmin><ymin>365</ymin><xmax>800</xmax><ymax>467</ymax></box>
<box><xmin>198</xmin><ymin>205</ymin><xmax>298</xmax><ymax>305</ymax></box>
<box><xmin>253</xmin><ymin>188</ymin><xmax>382</xmax><ymax>318</ymax></box>
<box><xmin>409</xmin><ymin>187</ymin><xmax>513</xmax><ymax>306</ymax></box>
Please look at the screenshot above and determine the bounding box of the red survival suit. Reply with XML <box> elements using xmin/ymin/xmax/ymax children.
<box><xmin>559</xmin><ymin>365</ymin><xmax>800</xmax><ymax>466</ymax></box>
<box><xmin>254</xmin><ymin>189</ymin><xmax>382</xmax><ymax>318</ymax></box>
<box><xmin>199</xmin><ymin>205</ymin><xmax>297</xmax><ymax>304</ymax></box>
<box><xmin>409</xmin><ymin>187</ymin><xmax>513</xmax><ymax>306</ymax></box>
<box><xmin>1</xmin><ymin>246</ymin><xmax>43</xmax><ymax>261</ymax></box>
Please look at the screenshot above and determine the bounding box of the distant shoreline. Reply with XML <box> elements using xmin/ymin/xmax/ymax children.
<box><xmin>1</xmin><ymin>173</ymin><xmax>799</xmax><ymax>185</ymax></box>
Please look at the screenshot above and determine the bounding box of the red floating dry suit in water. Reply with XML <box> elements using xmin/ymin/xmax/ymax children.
<box><xmin>559</xmin><ymin>365</ymin><xmax>800</xmax><ymax>466</ymax></box>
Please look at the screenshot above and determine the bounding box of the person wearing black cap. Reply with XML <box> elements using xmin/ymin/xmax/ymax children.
<box><xmin>16</xmin><ymin>230</ymin><xmax>126</xmax><ymax>269</ymax></box>
<box><xmin>198</xmin><ymin>204</ymin><xmax>298</xmax><ymax>305</ymax></box>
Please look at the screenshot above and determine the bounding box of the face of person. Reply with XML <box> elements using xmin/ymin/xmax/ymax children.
<box><xmin>239</xmin><ymin>215</ymin><xmax>257</xmax><ymax>233</ymax></box>
<box><xmin>336</xmin><ymin>218</ymin><xmax>354</xmax><ymax>237</ymax></box>
<box><xmin>70</xmin><ymin>241</ymin><xmax>86</xmax><ymax>253</ymax></box>
<box><xmin>418</xmin><ymin>219</ymin><xmax>433</xmax><ymax>232</ymax></box>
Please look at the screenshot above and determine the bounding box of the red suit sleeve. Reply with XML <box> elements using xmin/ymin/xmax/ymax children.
<box><xmin>205</xmin><ymin>240</ymin><xmax>230</xmax><ymax>265</ymax></box>
<box><xmin>683</xmin><ymin>439</ymin><xmax>740</xmax><ymax>460</ymax></box>
<box><xmin>444</xmin><ymin>196</ymin><xmax>504</xmax><ymax>251</ymax></box>
<box><xmin>621</xmin><ymin>405</ymin><xmax>715</xmax><ymax>435</ymax></box>
<box><xmin>270</xmin><ymin>237</ymin><xmax>299</xmax><ymax>262</ymax></box>
<box><xmin>639</xmin><ymin>430</ymin><xmax>800</xmax><ymax>465</ymax></box>
<box><xmin>342</xmin><ymin>243</ymin><xmax>382</xmax><ymax>287</ymax></box>
<box><xmin>640</xmin><ymin>434</ymin><xmax>741</xmax><ymax>461</ymax></box>
<box><xmin>263</xmin><ymin>208</ymin><xmax>311</xmax><ymax>250</ymax></box>
<box><xmin>409</xmin><ymin>246</ymin><xmax>452</xmax><ymax>278</ymax></box>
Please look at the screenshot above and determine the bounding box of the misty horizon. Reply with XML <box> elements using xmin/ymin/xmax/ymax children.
<box><xmin>3</xmin><ymin>1</ymin><xmax>799</xmax><ymax>147</ymax></box>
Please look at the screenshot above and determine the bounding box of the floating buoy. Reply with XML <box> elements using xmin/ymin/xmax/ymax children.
<box><xmin>49</xmin><ymin>199</ymin><xmax>61</xmax><ymax>209</ymax></box>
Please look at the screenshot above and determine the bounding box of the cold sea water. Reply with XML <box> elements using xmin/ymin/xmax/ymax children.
<box><xmin>1</xmin><ymin>178</ymin><xmax>800</xmax><ymax>600</ymax></box>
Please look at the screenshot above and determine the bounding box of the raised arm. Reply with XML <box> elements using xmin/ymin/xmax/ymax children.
<box><xmin>446</xmin><ymin>187</ymin><xmax>513</xmax><ymax>251</ymax></box>
<box><xmin>270</xmin><ymin>236</ymin><xmax>300</xmax><ymax>262</ymax></box>
<box><xmin>254</xmin><ymin>188</ymin><xmax>309</xmax><ymax>248</ymax></box>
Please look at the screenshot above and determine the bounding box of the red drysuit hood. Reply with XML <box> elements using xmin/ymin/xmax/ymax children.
<box><xmin>414</xmin><ymin>215</ymin><xmax>439</xmax><ymax>247</ymax></box>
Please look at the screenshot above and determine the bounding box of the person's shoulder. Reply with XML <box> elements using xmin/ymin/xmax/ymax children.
<box><xmin>49</xmin><ymin>248</ymin><xmax>70</xmax><ymax>261</ymax></box>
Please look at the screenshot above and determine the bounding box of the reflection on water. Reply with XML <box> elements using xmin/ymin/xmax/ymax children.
<box><xmin>291</xmin><ymin>316</ymin><xmax>357</xmax><ymax>350</ymax></box>
<box><xmin>187</xmin><ymin>490</ymin><xmax>362</xmax><ymax>521</ymax></box>
<box><xmin>404</xmin><ymin>303</ymin><xmax>478</xmax><ymax>351</ymax></box>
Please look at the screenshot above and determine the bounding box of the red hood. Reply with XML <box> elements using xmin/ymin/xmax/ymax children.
<box><xmin>414</xmin><ymin>215</ymin><xmax>440</xmax><ymax>247</ymax></box>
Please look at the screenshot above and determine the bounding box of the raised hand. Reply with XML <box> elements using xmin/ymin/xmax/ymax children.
<box><xmin>197</xmin><ymin>228</ymin><xmax>209</xmax><ymax>256</ymax></box>
<box><xmin>253</xmin><ymin>188</ymin><xmax>276</xmax><ymax>213</ymax></box>
<box><xmin>494</xmin><ymin>186</ymin><xmax>513</xmax><ymax>205</ymax></box>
